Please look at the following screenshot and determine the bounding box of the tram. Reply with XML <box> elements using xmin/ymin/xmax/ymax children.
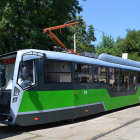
<box><xmin>0</xmin><ymin>49</ymin><xmax>140</xmax><ymax>126</ymax></box>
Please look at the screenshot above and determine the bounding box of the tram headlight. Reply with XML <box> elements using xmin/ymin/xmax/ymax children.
<box><xmin>14</xmin><ymin>87</ymin><xmax>20</xmax><ymax>96</ymax></box>
<box><xmin>13</xmin><ymin>97</ymin><xmax>18</xmax><ymax>103</ymax></box>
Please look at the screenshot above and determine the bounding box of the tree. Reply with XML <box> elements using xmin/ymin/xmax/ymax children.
<box><xmin>95</xmin><ymin>29</ymin><xmax>140</xmax><ymax>58</ymax></box>
<box><xmin>68</xmin><ymin>17</ymin><xmax>96</xmax><ymax>53</ymax></box>
<box><xmin>0</xmin><ymin>0</ymin><xmax>83</xmax><ymax>54</ymax></box>
<box><xmin>112</xmin><ymin>29</ymin><xmax>140</xmax><ymax>57</ymax></box>
<box><xmin>95</xmin><ymin>34</ymin><xmax>116</xmax><ymax>55</ymax></box>
<box><xmin>118</xmin><ymin>29</ymin><xmax>140</xmax><ymax>53</ymax></box>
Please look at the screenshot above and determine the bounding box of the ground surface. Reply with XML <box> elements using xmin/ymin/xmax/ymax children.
<box><xmin>1</xmin><ymin>105</ymin><xmax>140</xmax><ymax>140</ymax></box>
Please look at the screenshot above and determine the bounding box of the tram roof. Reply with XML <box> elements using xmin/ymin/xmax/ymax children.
<box><xmin>99</xmin><ymin>53</ymin><xmax>140</xmax><ymax>68</ymax></box>
<box><xmin>17</xmin><ymin>49</ymin><xmax>140</xmax><ymax>71</ymax></box>
<box><xmin>0</xmin><ymin>51</ymin><xmax>17</xmax><ymax>59</ymax></box>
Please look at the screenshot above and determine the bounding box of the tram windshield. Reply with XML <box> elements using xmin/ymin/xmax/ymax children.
<box><xmin>0</xmin><ymin>57</ymin><xmax>16</xmax><ymax>90</ymax></box>
<box><xmin>17</xmin><ymin>60</ymin><xmax>35</xmax><ymax>89</ymax></box>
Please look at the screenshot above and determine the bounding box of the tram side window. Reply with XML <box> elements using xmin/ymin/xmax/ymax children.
<box><xmin>17</xmin><ymin>60</ymin><xmax>35</xmax><ymax>89</ymax></box>
<box><xmin>75</xmin><ymin>64</ymin><xmax>92</xmax><ymax>83</ymax></box>
<box><xmin>137</xmin><ymin>72</ymin><xmax>140</xmax><ymax>83</ymax></box>
<box><xmin>129</xmin><ymin>71</ymin><xmax>137</xmax><ymax>90</ymax></box>
<box><xmin>44</xmin><ymin>60</ymin><xmax>72</xmax><ymax>83</ymax></box>
<box><xmin>94</xmin><ymin>66</ymin><xmax>107</xmax><ymax>84</ymax></box>
<box><xmin>109</xmin><ymin>68</ymin><xmax>119</xmax><ymax>91</ymax></box>
<box><xmin>120</xmin><ymin>69</ymin><xmax>129</xmax><ymax>91</ymax></box>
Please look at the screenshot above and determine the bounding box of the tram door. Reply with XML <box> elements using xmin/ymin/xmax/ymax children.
<box><xmin>74</xmin><ymin>63</ymin><xmax>93</xmax><ymax>117</ymax></box>
<box><xmin>0</xmin><ymin>56</ymin><xmax>16</xmax><ymax>114</ymax></box>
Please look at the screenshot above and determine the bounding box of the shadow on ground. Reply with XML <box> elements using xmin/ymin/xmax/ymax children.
<box><xmin>0</xmin><ymin>103</ymin><xmax>139</xmax><ymax>139</ymax></box>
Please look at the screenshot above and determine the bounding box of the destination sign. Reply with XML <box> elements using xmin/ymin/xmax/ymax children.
<box><xmin>0</xmin><ymin>57</ymin><xmax>16</xmax><ymax>65</ymax></box>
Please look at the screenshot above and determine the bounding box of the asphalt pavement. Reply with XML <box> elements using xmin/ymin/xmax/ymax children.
<box><xmin>1</xmin><ymin>104</ymin><xmax>140</xmax><ymax>140</ymax></box>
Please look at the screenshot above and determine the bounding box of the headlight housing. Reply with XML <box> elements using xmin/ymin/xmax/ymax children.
<box><xmin>14</xmin><ymin>87</ymin><xmax>20</xmax><ymax>96</ymax></box>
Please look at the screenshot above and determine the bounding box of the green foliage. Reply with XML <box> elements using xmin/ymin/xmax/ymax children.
<box><xmin>114</xmin><ymin>29</ymin><xmax>140</xmax><ymax>57</ymax></box>
<box><xmin>128</xmin><ymin>52</ymin><xmax>140</xmax><ymax>61</ymax></box>
<box><xmin>95</xmin><ymin>34</ymin><xmax>117</xmax><ymax>55</ymax></box>
<box><xmin>0</xmin><ymin>0</ymin><xmax>83</xmax><ymax>54</ymax></box>
<box><xmin>120</xmin><ymin>29</ymin><xmax>140</xmax><ymax>53</ymax></box>
<box><xmin>95</xmin><ymin>29</ymin><xmax>140</xmax><ymax>59</ymax></box>
<box><xmin>69</xmin><ymin>17</ymin><xmax>96</xmax><ymax>53</ymax></box>
<box><xmin>99</xmin><ymin>34</ymin><xmax>115</xmax><ymax>49</ymax></box>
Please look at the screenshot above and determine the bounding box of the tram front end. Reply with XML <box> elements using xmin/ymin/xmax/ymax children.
<box><xmin>0</xmin><ymin>50</ymin><xmax>45</xmax><ymax>125</ymax></box>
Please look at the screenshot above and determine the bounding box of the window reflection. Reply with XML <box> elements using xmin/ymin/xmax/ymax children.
<box><xmin>75</xmin><ymin>64</ymin><xmax>92</xmax><ymax>83</ymax></box>
<box><xmin>109</xmin><ymin>68</ymin><xmax>119</xmax><ymax>91</ymax></box>
<box><xmin>129</xmin><ymin>71</ymin><xmax>137</xmax><ymax>90</ymax></box>
<box><xmin>44</xmin><ymin>61</ymin><xmax>72</xmax><ymax>83</ymax></box>
<box><xmin>94</xmin><ymin>66</ymin><xmax>107</xmax><ymax>84</ymax></box>
<box><xmin>18</xmin><ymin>60</ymin><xmax>35</xmax><ymax>89</ymax></box>
<box><xmin>109</xmin><ymin>68</ymin><xmax>138</xmax><ymax>92</ymax></box>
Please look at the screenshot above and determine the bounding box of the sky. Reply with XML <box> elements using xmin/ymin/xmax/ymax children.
<box><xmin>79</xmin><ymin>0</ymin><xmax>140</xmax><ymax>45</ymax></box>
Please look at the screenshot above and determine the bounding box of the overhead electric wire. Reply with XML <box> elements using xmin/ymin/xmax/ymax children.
<box><xmin>93</xmin><ymin>27</ymin><xmax>117</xmax><ymax>40</ymax></box>
<box><xmin>94</xmin><ymin>27</ymin><xmax>111</xmax><ymax>37</ymax></box>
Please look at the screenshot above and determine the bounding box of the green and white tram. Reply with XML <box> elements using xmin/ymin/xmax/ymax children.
<box><xmin>0</xmin><ymin>49</ymin><xmax>140</xmax><ymax>126</ymax></box>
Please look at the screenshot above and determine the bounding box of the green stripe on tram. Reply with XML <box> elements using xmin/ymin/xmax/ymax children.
<box><xmin>18</xmin><ymin>88</ymin><xmax>140</xmax><ymax>113</ymax></box>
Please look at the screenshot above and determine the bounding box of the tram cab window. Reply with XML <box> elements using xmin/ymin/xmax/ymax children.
<box><xmin>109</xmin><ymin>68</ymin><xmax>119</xmax><ymax>91</ymax></box>
<box><xmin>17</xmin><ymin>60</ymin><xmax>35</xmax><ymax>89</ymax></box>
<box><xmin>75</xmin><ymin>64</ymin><xmax>92</xmax><ymax>83</ymax></box>
<box><xmin>94</xmin><ymin>66</ymin><xmax>107</xmax><ymax>84</ymax></box>
<box><xmin>44</xmin><ymin>60</ymin><xmax>72</xmax><ymax>83</ymax></box>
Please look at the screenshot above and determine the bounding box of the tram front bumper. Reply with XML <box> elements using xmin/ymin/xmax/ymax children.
<box><xmin>0</xmin><ymin>114</ymin><xmax>14</xmax><ymax>125</ymax></box>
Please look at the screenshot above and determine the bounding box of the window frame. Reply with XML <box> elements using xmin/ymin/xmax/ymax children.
<box><xmin>44</xmin><ymin>59</ymin><xmax>72</xmax><ymax>83</ymax></box>
<box><xmin>17</xmin><ymin>60</ymin><xmax>36</xmax><ymax>90</ymax></box>
<box><xmin>137</xmin><ymin>71</ymin><xmax>140</xmax><ymax>84</ymax></box>
<box><xmin>109</xmin><ymin>67</ymin><xmax>120</xmax><ymax>91</ymax></box>
<box><xmin>109</xmin><ymin>67</ymin><xmax>139</xmax><ymax>92</ymax></box>
<box><xmin>93</xmin><ymin>65</ymin><xmax>108</xmax><ymax>84</ymax></box>
<box><xmin>74</xmin><ymin>63</ymin><xmax>93</xmax><ymax>83</ymax></box>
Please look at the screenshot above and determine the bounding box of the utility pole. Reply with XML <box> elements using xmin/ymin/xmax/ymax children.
<box><xmin>74</xmin><ymin>34</ymin><xmax>76</xmax><ymax>53</ymax></box>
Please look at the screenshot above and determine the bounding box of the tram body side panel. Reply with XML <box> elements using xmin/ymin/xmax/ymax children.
<box><xmin>15</xmin><ymin>90</ymin><xmax>75</xmax><ymax>126</ymax></box>
<box><xmin>15</xmin><ymin>87</ymin><xmax>140</xmax><ymax>126</ymax></box>
<box><xmin>74</xmin><ymin>88</ymin><xmax>140</xmax><ymax>111</ymax></box>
